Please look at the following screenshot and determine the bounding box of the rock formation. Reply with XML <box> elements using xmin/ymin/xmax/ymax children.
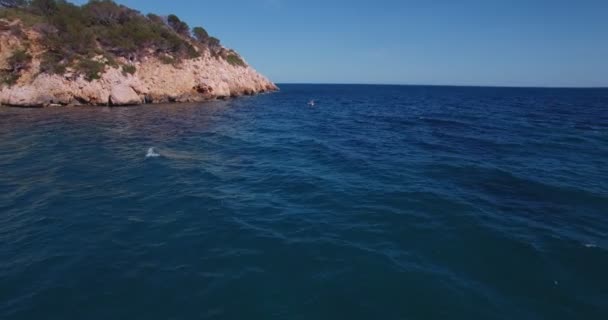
<box><xmin>0</xmin><ymin>6</ymin><xmax>277</xmax><ymax>107</ymax></box>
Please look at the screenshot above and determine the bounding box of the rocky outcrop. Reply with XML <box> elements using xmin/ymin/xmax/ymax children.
<box><xmin>109</xmin><ymin>85</ymin><xmax>141</xmax><ymax>106</ymax></box>
<box><xmin>0</xmin><ymin>22</ymin><xmax>278</xmax><ymax>107</ymax></box>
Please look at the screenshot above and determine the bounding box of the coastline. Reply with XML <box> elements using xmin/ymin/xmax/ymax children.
<box><xmin>0</xmin><ymin>53</ymin><xmax>278</xmax><ymax>108</ymax></box>
<box><xmin>0</xmin><ymin>87</ymin><xmax>278</xmax><ymax>108</ymax></box>
<box><xmin>1</xmin><ymin>15</ymin><xmax>277</xmax><ymax>108</ymax></box>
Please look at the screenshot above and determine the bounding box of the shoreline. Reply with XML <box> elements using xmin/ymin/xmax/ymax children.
<box><xmin>0</xmin><ymin>87</ymin><xmax>278</xmax><ymax>109</ymax></box>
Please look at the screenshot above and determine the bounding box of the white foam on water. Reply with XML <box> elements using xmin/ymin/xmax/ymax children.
<box><xmin>146</xmin><ymin>147</ymin><xmax>160</xmax><ymax>158</ymax></box>
<box><xmin>584</xmin><ymin>243</ymin><xmax>597</xmax><ymax>248</ymax></box>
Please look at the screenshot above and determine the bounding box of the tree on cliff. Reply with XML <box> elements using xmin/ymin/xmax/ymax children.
<box><xmin>84</xmin><ymin>0</ymin><xmax>131</xmax><ymax>25</ymax></box>
<box><xmin>30</xmin><ymin>0</ymin><xmax>58</xmax><ymax>14</ymax></box>
<box><xmin>208</xmin><ymin>36</ymin><xmax>220</xmax><ymax>47</ymax></box>
<box><xmin>0</xmin><ymin>0</ymin><xmax>248</xmax><ymax>86</ymax></box>
<box><xmin>192</xmin><ymin>26</ymin><xmax>209</xmax><ymax>43</ymax></box>
<box><xmin>167</xmin><ymin>14</ymin><xmax>190</xmax><ymax>36</ymax></box>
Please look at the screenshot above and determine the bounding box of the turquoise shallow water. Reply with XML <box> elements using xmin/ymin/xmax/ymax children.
<box><xmin>1</xmin><ymin>85</ymin><xmax>607</xmax><ymax>319</ymax></box>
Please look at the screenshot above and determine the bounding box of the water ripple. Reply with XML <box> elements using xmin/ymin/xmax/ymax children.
<box><xmin>1</xmin><ymin>85</ymin><xmax>607</xmax><ymax>319</ymax></box>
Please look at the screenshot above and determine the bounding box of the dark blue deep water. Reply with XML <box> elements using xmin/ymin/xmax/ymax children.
<box><xmin>1</xmin><ymin>85</ymin><xmax>607</xmax><ymax>319</ymax></box>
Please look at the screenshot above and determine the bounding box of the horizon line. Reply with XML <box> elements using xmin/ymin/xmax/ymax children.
<box><xmin>274</xmin><ymin>82</ymin><xmax>608</xmax><ymax>90</ymax></box>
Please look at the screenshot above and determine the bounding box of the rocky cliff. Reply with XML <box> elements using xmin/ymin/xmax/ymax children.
<box><xmin>0</xmin><ymin>2</ymin><xmax>277</xmax><ymax>107</ymax></box>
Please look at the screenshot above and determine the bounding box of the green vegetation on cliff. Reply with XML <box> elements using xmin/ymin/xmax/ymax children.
<box><xmin>1</xmin><ymin>48</ymin><xmax>31</xmax><ymax>84</ymax></box>
<box><xmin>0</xmin><ymin>0</ymin><xmax>248</xmax><ymax>85</ymax></box>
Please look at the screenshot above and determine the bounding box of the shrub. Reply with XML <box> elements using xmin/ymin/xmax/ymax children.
<box><xmin>7</xmin><ymin>49</ymin><xmax>31</xmax><ymax>70</ymax></box>
<box><xmin>208</xmin><ymin>36</ymin><xmax>220</xmax><ymax>48</ymax></box>
<box><xmin>0</xmin><ymin>7</ymin><xmax>45</xmax><ymax>26</ymax></box>
<box><xmin>1</xmin><ymin>48</ymin><xmax>31</xmax><ymax>85</ymax></box>
<box><xmin>84</xmin><ymin>0</ymin><xmax>131</xmax><ymax>25</ymax></box>
<box><xmin>185</xmin><ymin>43</ymin><xmax>200</xmax><ymax>59</ymax></box>
<box><xmin>226</xmin><ymin>53</ymin><xmax>246</xmax><ymax>67</ymax></box>
<box><xmin>30</xmin><ymin>0</ymin><xmax>58</xmax><ymax>15</ymax></box>
<box><xmin>40</xmin><ymin>51</ymin><xmax>67</xmax><ymax>74</ymax></box>
<box><xmin>192</xmin><ymin>26</ymin><xmax>208</xmax><ymax>42</ymax></box>
<box><xmin>104</xmin><ymin>54</ymin><xmax>118</xmax><ymax>68</ymax></box>
<box><xmin>1</xmin><ymin>1</ymin><xmax>221</xmax><ymax>77</ymax></box>
<box><xmin>159</xmin><ymin>55</ymin><xmax>175</xmax><ymax>65</ymax></box>
<box><xmin>122</xmin><ymin>64</ymin><xmax>136</xmax><ymax>75</ymax></box>
<box><xmin>76</xmin><ymin>59</ymin><xmax>105</xmax><ymax>81</ymax></box>
<box><xmin>146</xmin><ymin>13</ymin><xmax>164</xmax><ymax>25</ymax></box>
<box><xmin>1</xmin><ymin>73</ymin><xmax>18</xmax><ymax>85</ymax></box>
<box><xmin>167</xmin><ymin>14</ymin><xmax>189</xmax><ymax>36</ymax></box>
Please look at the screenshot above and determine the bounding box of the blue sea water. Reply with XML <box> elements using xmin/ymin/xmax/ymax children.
<box><xmin>0</xmin><ymin>84</ymin><xmax>607</xmax><ymax>319</ymax></box>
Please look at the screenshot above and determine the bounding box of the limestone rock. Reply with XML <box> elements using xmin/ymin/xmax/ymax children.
<box><xmin>0</xmin><ymin>25</ymin><xmax>278</xmax><ymax>107</ymax></box>
<box><xmin>110</xmin><ymin>85</ymin><xmax>141</xmax><ymax>106</ymax></box>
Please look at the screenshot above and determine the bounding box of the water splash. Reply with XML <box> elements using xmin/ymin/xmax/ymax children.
<box><xmin>146</xmin><ymin>147</ymin><xmax>160</xmax><ymax>158</ymax></box>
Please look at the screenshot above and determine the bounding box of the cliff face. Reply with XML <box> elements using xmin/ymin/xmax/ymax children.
<box><xmin>0</xmin><ymin>20</ymin><xmax>277</xmax><ymax>107</ymax></box>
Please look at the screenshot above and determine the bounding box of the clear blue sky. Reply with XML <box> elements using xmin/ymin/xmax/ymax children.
<box><xmin>72</xmin><ymin>0</ymin><xmax>608</xmax><ymax>87</ymax></box>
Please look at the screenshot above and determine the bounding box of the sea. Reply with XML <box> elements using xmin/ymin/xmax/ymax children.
<box><xmin>1</xmin><ymin>84</ymin><xmax>607</xmax><ymax>319</ymax></box>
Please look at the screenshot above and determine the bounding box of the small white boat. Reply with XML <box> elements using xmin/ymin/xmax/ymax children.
<box><xmin>308</xmin><ymin>100</ymin><xmax>316</xmax><ymax>106</ymax></box>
